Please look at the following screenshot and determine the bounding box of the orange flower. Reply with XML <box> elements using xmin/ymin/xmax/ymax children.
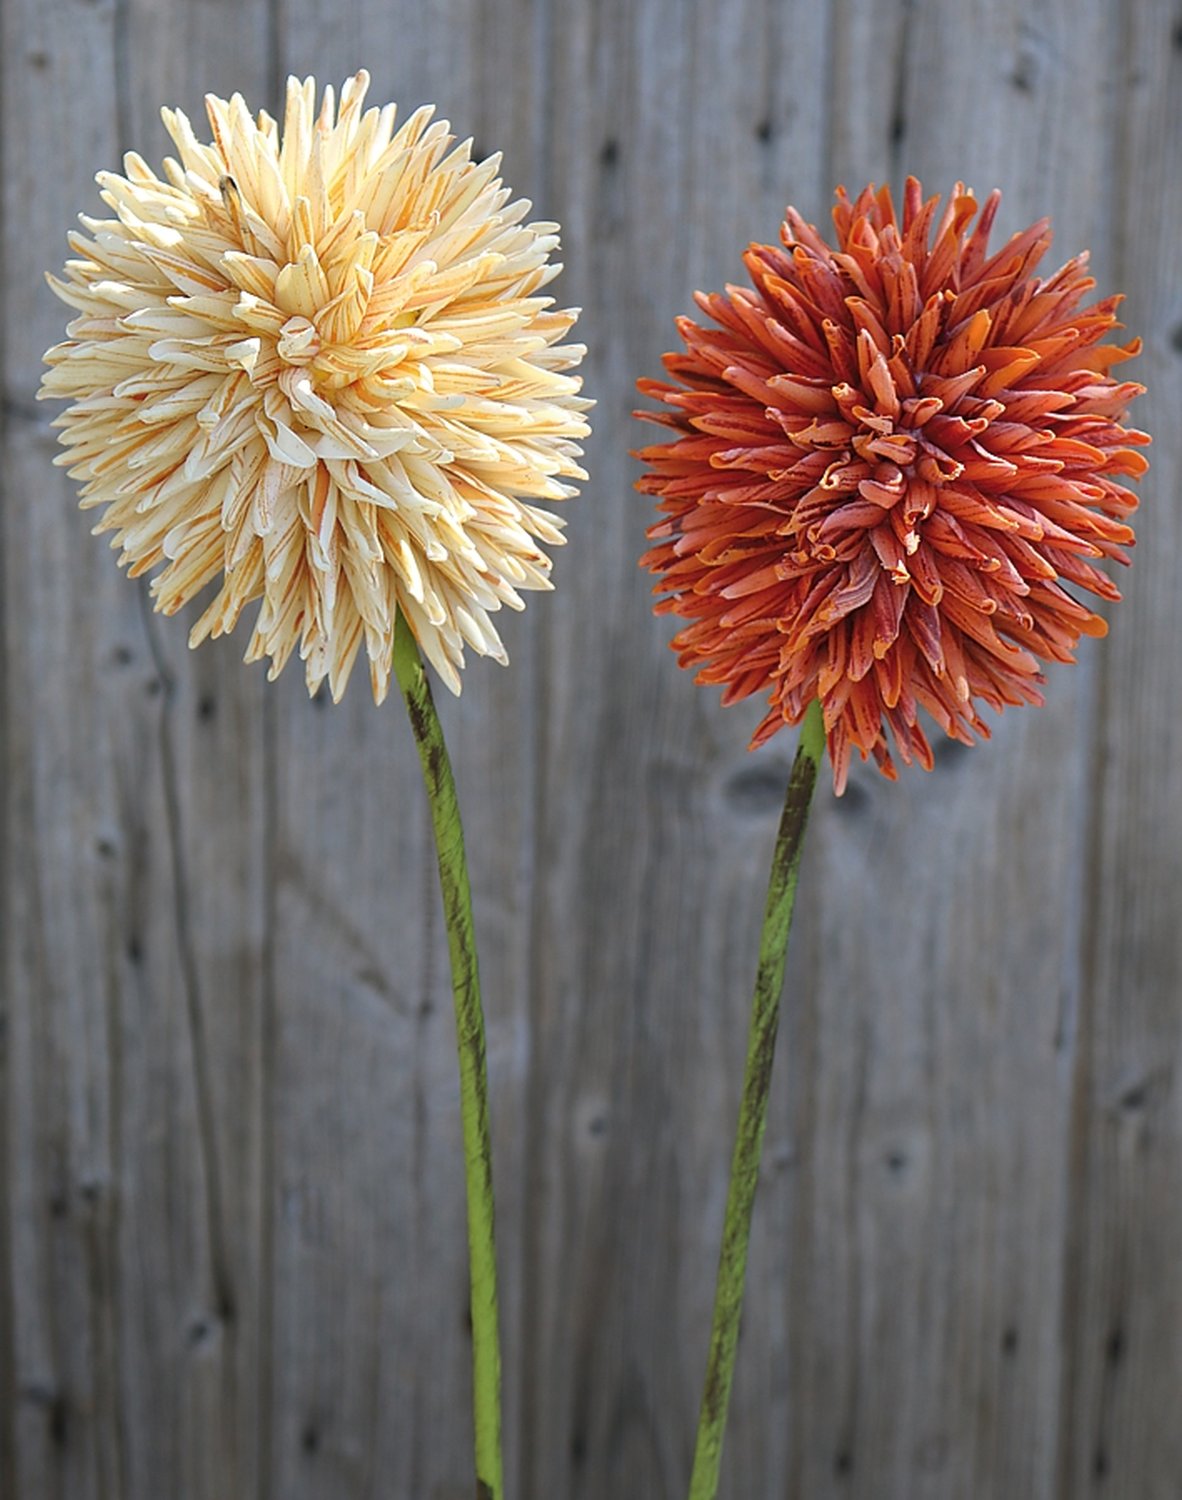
<box><xmin>636</xmin><ymin>179</ymin><xmax>1149</xmax><ymax>792</ymax></box>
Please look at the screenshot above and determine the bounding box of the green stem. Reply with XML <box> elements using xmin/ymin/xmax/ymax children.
<box><xmin>687</xmin><ymin>697</ymin><xmax>826</xmax><ymax>1500</ymax></box>
<box><xmin>392</xmin><ymin>609</ymin><xmax>503</xmax><ymax>1500</ymax></box>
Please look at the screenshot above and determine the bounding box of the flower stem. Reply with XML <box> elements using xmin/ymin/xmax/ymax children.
<box><xmin>392</xmin><ymin>609</ymin><xmax>503</xmax><ymax>1500</ymax></box>
<box><xmin>687</xmin><ymin>697</ymin><xmax>826</xmax><ymax>1500</ymax></box>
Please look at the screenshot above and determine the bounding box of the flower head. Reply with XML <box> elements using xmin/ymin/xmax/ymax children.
<box><xmin>636</xmin><ymin>179</ymin><xmax>1148</xmax><ymax>792</ymax></box>
<box><xmin>42</xmin><ymin>72</ymin><xmax>590</xmax><ymax>698</ymax></box>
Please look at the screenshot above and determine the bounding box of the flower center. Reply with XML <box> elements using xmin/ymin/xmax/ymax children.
<box><xmin>277</xmin><ymin>315</ymin><xmax>322</xmax><ymax>366</ymax></box>
<box><xmin>786</xmin><ymin>374</ymin><xmax>993</xmax><ymax>579</ymax></box>
<box><xmin>833</xmin><ymin>382</ymin><xmax>964</xmax><ymax>484</ymax></box>
<box><xmin>798</xmin><ymin>379</ymin><xmax>973</xmax><ymax>531</ymax></box>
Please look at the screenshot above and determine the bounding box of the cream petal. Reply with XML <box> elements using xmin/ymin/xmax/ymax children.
<box><xmin>41</xmin><ymin>71</ymin><xmax>589</xmax><ymax>702</ymax></box>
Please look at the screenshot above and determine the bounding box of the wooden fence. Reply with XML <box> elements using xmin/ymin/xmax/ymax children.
<box><xmin>2</xmin><ymin>0</ymin><xmax>1180</xmax><ymax>1495</ymax></box>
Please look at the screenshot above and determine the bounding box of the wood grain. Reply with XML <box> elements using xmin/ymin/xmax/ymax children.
<box><xmin>1</xmin><ymin>1</ymin><xmax>1179</xmax><ymax>1496</ymax></box>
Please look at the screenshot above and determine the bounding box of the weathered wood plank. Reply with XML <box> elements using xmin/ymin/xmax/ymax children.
<box><xmin>2</xmin><ymin>0</ymin><xmax>1180</xmax><ymax>1497</ymax></box>
<box><xmin>782</xmin><ymin>5</ymin><xmax>1123</xmax><ymax>1499</ymax></box>
<box><xmin>2</xmin><ymin>4</ymin><xmax>274</xmax><ymax>1499</ymax></box>
<box><xmin>1059</xmin><ymin>5</ymin><xmax>1182</xmax><ymax>1496</ymax></box>
<box><xmin>517</xmin><ymin>4</ymin><xmax>837</xmax><ymax>1497</ymax></box>
<box><xmin>257</xmin><ymin>15</ymin><xmax>542</xmax><ymax>1499</ymax></box>
<box><xmin>112</xmin><ymin>16</ymin><xmax>277</xmax><ymax>1500</ymax></box>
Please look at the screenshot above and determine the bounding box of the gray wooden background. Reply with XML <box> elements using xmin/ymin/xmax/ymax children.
<box><xmin>2</xmin><ymin>0</ymin><xmax>1180</xmax><ymax>1496</ymax></box>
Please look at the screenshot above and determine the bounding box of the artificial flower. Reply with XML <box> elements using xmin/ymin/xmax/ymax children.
<box><xmin>637</xmin><ymin>179</ymin><xmax>1148</xmax><ymax>790</ymax></box>
<box><xmin>43</xmin><ymin>71</ymin><xmax>589</xmax><ymax>698</ymax></box>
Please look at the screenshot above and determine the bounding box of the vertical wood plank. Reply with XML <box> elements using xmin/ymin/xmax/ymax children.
<box><xmin>519</xmin><ymin>3</ymin><xmax>832</xmax><ymax>1496</ymax></box>
<box><xmin>1059</xmin><ymin>3</ymin><xmax>1182</xmax><ymax>1495</ymax></box>
<box><xmin>2</xmin><ymin>4</ymin><xmax>273</xmax><ymax>1499</ymax></box>
<box><xmin>254</xmin><ymin>13</ymin><xmax>544</xmax><ymax>1498</ymax></box>
<box><xmin>110</xmin><ymin>11</ymin><xmax>276</xmax><ymax>1498</ymax></box>
<box><xmin>786</xmin><ymin>4</ymin><xmax>1127</xmax><ymax>1498</ymax></box>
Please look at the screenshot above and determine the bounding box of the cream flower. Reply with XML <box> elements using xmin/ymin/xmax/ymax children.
<box><xmin>41</xmin><ymin>72</ymin><xmax>590</xmax><ymax>697</ymax></box>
